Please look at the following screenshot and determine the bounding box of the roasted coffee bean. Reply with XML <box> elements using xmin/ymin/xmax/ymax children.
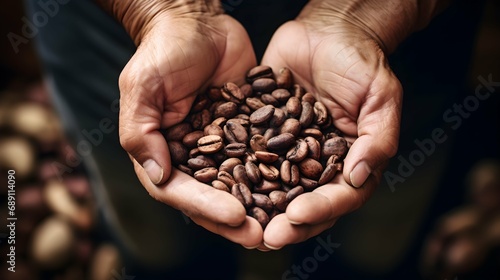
<box><xmin>254</xmin><ymin>179</ymin><xmax>281</xmax><ymax>194</ymax></box>
<box><xmin>318</xmin><ymin>163</ymin><xmax>338</xmax><ymax>185</ymax></box>
<box><xmin>197</xmin><ymin>135</ymin><xmax>223</xmax><ymax>154</ymax></box>
<box><xmin>244</xmin><ymin>152</ymin><xmax>258</xmax><ymax>164</ymax></box>
<box><xmin>218</xmin><ymin>171</ymin><xmax>237</xmax><ymax>187</ymax></box>
<box><xmin>165</xmin><ymin>123</ymin><xmax>192</xmax><ymax>142</ymax></box>
<box><xmin>239</xmin><ymin>104</ymin><xmax>252</xmax><ymax>115</ymax></box>
<box><xmin>249</xmin><ymin>207</ymin><xmax>270</xmax><ymax>228</ymax></box>
<box><xmin>259</xmin><ymin>163</ymin><xmax>280</xmax><ymax>181</ymax></box>
<box><xmin>209</xmin><ymin>101</ymin><xmax>225</xmax><ymax>114</ymax></box>
<box><xmin>286</xmin><ymin>186</ymin><xmax>304</xmax><ymax>202</ymax></box>
<box><xmin>208</xmin><ymin>87</ymin><xmax>223</xmax><ymax>101</ymax></box>
<box><xmin>187</xmin><ymin>155</ymin><xmax>216</xmax><ymax>170</ymax></box>
<box><xmin>286</xmin><ymin>96</ymin><xmax>302</xmax><ymax>117</ymax></box>
<box><xmin>224</xmin><ymin>143</ymin><xmax>247</xmax><ymax>157</ymax></box>
<box><xmin>279</xmin><ymin>118</ymin><xmax>301</xmax><ymax>137</ymax></box>
<box><xmin>261</xmin><ymin>94</ymin><xmax>280</xmax><ymax>107</ymax></box>
<box><xmin>182</xmin><ymin>130</ymin><xmax>205</xmax><ymax>149</ymax></box>
<box><xmin>246</xmin><ymin>97</ymin><xmax>266</xmax><ymax>111</ymax></box>
<box><xmin>194</xmin><ymin>167</ymin><xmax>218</xmax><ymax>183</ymax></box>
<box><xmin>245</xmin><ymin>161</ymin><xmax>261</xmax><ymax>184</ymax></box>
<box><xmin>168</xmin><ymin>141</ymin><xmax>188</xmax><ymax>164</ymax></box>
<box><xmin>233</xmin><ymin>164</ymin><xmax>252</xmax><ymax>188</ymax></box>
<box><xmin>327</xmin><ymin>155</ymin><xmax>340</xmax><ymax>166</ymax></box>
<box><xmin>212</xmin><ymin>151</ymin><xmax>227</xmax><ymax>165</ymax></box>
<box><xmin>267</xmin><ymin>133</ymin><xmax>295</xmax><ymax>151</ymax></box>
<box><xmin>250</xmin><ymin>134</ymin><xmax>267</xmax><ymax>152</ymax></box>
<box><xmin>212</xmin><ymin>117</ymin><xmax>227</xmax><ymax>127</ymax></box>
<box><xmin>204</xmin><ymin>124</ymin><xmax>224</xmax><ymax>138</ymax></box>
<box><xmin>276</xmin><ymin>67</ymin><xmax>293</xmax><ymax>89</ymax></box>
<box><xmin>301</xmin><ymin>128</ymin><xmax>323</xmax><ymax>140</ymax></box>
<box><xmin>280</xmin><ymin>160</ymin><xmax>300</xmax><ymax>186</ymax></box>
<box><xmin>299</xmin><ymin>102</ymin><xmax>314</xmax><ymax>128</ymax></box>
<box><xmin>214</xmin><ymin>102</ymin><xmax>238</xmax><ymax>119</ymax></box>
<box><xmin>255</xmin><ymin>151</ymin><xmax>279</xmax><ymax>163</ymax></box>
<box><xmin>189</xmin><ymin>147</ymin><xmax>201</xmax><ymax>158</ymax></box>
<box><xmin>250</xmin><ymin>105</ymin><xmax>275</xmax><ymax>125</ymax></box>
<box><xmin>247</xmin><ymin>65</ymin><xmax>273</xmax><ymax>82</ymax></box>
<box><xmin>191</xmin><ymin>95</ymin><xmax>211</xmax><ymax>113</ymax></box>
<box><xmin>293</xmin><ymin>84</ymin><xmax>305</xmax><ymax>99</ymax></box>
<box><xmin>212</xmin><ymin>180</ymin><xmax>230</xmax><ymax>192</ymax></box>
<box><xmin>304</xmin><ymin>136</ymin><xmax>321</xmax><ymax>161</ymax></box>
<box><xmin>252</xmin><ymin>78</ymin><xmax>277</xmax><ymax>92</ymax></box>
<box><xmin>270</xmin><ymin>108</ymin><xmax>286</xmax><ymax>127</ymax></box>
<box><xmin>252</xmin><ymin>193</ymin><xmax>273</xmax><ymax>213</ymax></box>
<box><xmin>322</xmin><ymin>137</ymin><xmax>348</xmax><ymax>159</ymax></box>
<box><xmin>299</xmin><ymin>177</ymin><xmax>318</xmax><ymax>190</ymax></box>
<box><xmin>286</xmin><ymin>139</ymin><xmax>308</xmax><ymax>163</ymax></box>
<box><xmin>240</xmin><ymin>84</ymin><xmax>253</xmax><ymax>98</ymax></box>
<box><xmin>235</xmin><ymin>114</ymin><xmax>250</xmax><ymax>121</ymax></box>
<box><xmin>269</xmin><ymin>190</ymin><xmax>288</xmax><ymax>211</ymax></box>
<box><xmin>263</xmin><ymin>127</ymin><xmax>279</xmax><ymax>141</ymax></box>
<box><xmin>302</xmin><ymin>92</ymin><xmax>316</xmax><ymax>105</ymax></box>
<box><xmin>231</xmin><ymin>183</ymin><xmax>253</xmax><ymax>208</ymax></box>
<box><xmin>177</xmin><ymin>164</ymin><xmax>193</xmax><ymax>176</ymax></box>
<box><xmin>224</xmin><ymin>121</ymin><xmax>248</xmax><ymax>144</ymax></box>
<box><xmin>219</xmin><ymin>158</ymin><xmax>242</xmax><ymax>174</ymax></box>
<box><xmin>191</xmin><ymin>109</ymin><xmax>211</xmax><ymax>130</ymax></box>
<box><xmin>299</xmin><ymin>158</ymin><xmax>323</xmax><ymax>180</ymax></box>
<box><xmin>272</xmin><ymin>88</ymin><xmax>291</xmax><ymax>103</ymax></box>
<box><xmin>249</xmin><ymin>125</ymin><xmax>267</xmax><ymax>137</ymax></box>
<box><xmin>228</xmin><ymin>118</ymin><xmax>250</xmax><ymax>127</ymax></box>
<box><xmin>313</xmin><ymin>102</ymin><xmax>328</xmax><ymax>125</ymax></box>
<box><xmin>222</xmin><ymin>82</ymin><xmax>245</xmax><ymax>104</ymax></box>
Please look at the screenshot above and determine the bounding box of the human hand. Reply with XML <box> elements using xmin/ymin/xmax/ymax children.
<box><xmin>114</xmin><ymin>1</ymin><xmax>262</xmax><ymax>247</ymax></box>
<box><xmin>260</xmin><ymin>0</ymin><xmax>405</xmax><ymax>249</ymax></box>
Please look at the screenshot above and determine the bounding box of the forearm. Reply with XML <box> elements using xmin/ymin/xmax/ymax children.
<box><xmin>94</xmin><ymin>0</ymin><xmax>222</xmax><ymax>45</ymax></box>
<box><xmin>299</xmin><ymin>0</ymin><xmax>451</xmax><ymax>53</ymax></box>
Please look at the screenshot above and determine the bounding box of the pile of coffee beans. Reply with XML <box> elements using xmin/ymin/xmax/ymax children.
<box><xmin>165</xmin><ymin>66</ymin><xmax>349</xmax><ymax>228</ymax></box>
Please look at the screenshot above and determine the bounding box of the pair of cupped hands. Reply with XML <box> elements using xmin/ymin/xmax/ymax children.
<box><xmin>117</xmin><ymin>3</ymin><xmax>402</xmax><ymax>251</ymax></box>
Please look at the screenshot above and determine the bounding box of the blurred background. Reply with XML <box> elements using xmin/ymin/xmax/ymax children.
<box><xmin>0</xmin><ymin>0</ymin><xmax>499</xmax><ymax>279</ymax></box>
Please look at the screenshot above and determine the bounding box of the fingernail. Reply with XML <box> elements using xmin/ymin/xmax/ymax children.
<box><xmin>144</xmin><ymin>159</ymin><xmax>163</xmax><ymax>184</ymax></box>
<box><xmin>349</xmin><ymin>161</ymin><xmax>371</xmax><ymax>188</ymax></box>
<box><xmin>263</xmin><ymin>242</ymin><xmax>282</xmax><ymax>250</ymax></box>
<box><xmin>288</xmin><ymin>219</ymin><xmax>302</xmax><ymax>225</ymax></box>
<box><xmin>243</xmin><ymin>245</ymin><xmax>259</xmax><ymax>250</ymax></box>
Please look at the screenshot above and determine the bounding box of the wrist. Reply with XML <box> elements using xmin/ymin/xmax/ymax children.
<box><xmin>298</xmin><ymin>0</ymin><xmax>450</xmax><ymax>53</ymax></box>
<box><xmin>97</xmin><ymin>0</ymin><xmax>223</xmax><ymax>45</ymax></box>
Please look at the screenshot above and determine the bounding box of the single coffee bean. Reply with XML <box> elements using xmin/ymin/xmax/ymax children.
<box><xmin>235</xmin><ymin>113</ymin><xmax>250</xmax><ymax>121</ymax></box>
<box><xmin>260</xmin><ymin>94</ymin><xmax>280</xmax><ymax>107</ymax></box>
<box><xmin>228</xmin><ymin>118</ymin><xmax>250</xmax><ymax>128</ymax></box>
<box><xmin>165</xmin><ymin>123</ymin><xmax>192</xmax><ymax>142</ymax></box>
<box><xmin>212</xmin><ymin>180</ymin><xmax>230</xmax><ymax>192</ymax></box>
<box><xmin>239</xmin><ymin>104</ymin><xmax>252</xmax><ymax>115</ymax></box>
<box><xmin>219</xmin><ymin>158</ymin><xmax>242</xmax><ymax>174</ymax></box>
<box><xmin>269</xmin><ymin>190</ymin><xmax>288</xmax><ymax>212</ymax></box>
<box><xmin>327</xmin><ymin>155</ymin><xmax>340</xmax><ymax>166</ymax></box>
<box><xmin>259</xmin><ymin>163</ymin><xmax>280</xmax><ymax>181</ymax></box>
<box><xmin>313</xmin><ymin>101</ymin><xmax>328</xmax><ymax>125</ymax></box>
<box><xmin>249</xmin><ymin>125</ymin><xmax>267</xmax><ymax>137</ymax></box>
<box><xmin>301</xmin><ymin>128</ymin><xmax>323</xmax><ymax>141</ymax></box>
<box><xmin>194</xmin><ymin>167</ymin><xmax>218</xmax><ymax>183</ymax></box>
<box><xmin>254</xmin><ymin>179</ymin><xmax>281</xmax><ymax>194</ymax></box>
<box><xmin>286</xmin><ymin>139</ymin><xmax>308</xmax><ymax>163</ymax></box>
<box><xmin>270</xmin><ymin>108</ymin><xmax>287</xmax><ymax>127</ymax></box>
<box><xmin>280</xmin><ymin>160</ymin><xmax>300</xmax><ymax>186</ymax></box>
<box><xmin>244</xmin><ymin>152</ymin><xmax>258</xmax><ymax>164</ymax></box>
<box><xmin>286</xmin><ymin>96</ymin><xmax>302</xmax><ymax>117</ymax></box>
<box><xmin>240</xmin><ymin>84</ymin><xmax>253</xmax><ymax>98</ymax></box>
<box><xmin>177</xmin><ymin>164</ymin><xmax>193</xmax><ymax>176</ymax></box>
<box><xmin>209</xmin><ymin>101</ymin><xmax>225</xmax><ymax>114</ymax></box>
<box><xmin>207</xmin><ymin>87</ymin><xmax>223</xmax><ymax>101</ymax></box>
<box><xmin>299</xmin><ymin>102</ymin><xmax>314</xmax><ymax>128</ymax></box>
<box><xmin>189</xmin><ymin>147</ymin><xmax>201</xmax><ymax>158</ymax></box>
<box><xmin>271</xmin><ymin>88</ymin><xmax>291</xmax><ymax>103</ymax></box>
<box><xmin>224</xmin><ymin>143</ymin><xmax>247</xmax><ymax>157</ymax></box>
<box><xmin>212</xmin><ymin>117</ymin><xmax>227</xmax><ymax>127</ymax></box>
<box><xmin>245</xmin><ymin>161</ymin><xmax>261</xmax><ymax>184</ymax></box>
<box><xmin>250</xmin><ymin>105</ymin><xmax>275</xmax><ymax>125</ymax></box>
<box><xmin>318</xmin><ymin>163</ymin><xmax>338</xmax><ymax>185</ymax></box>
<box><xmin>279</xmin><ymin>118</ymin><xmax>301</xmax><ymax>137</ymax></box>
<box><xmin>214</xmin><ymin>102</ymin><xmax>238</xmax><ymax>119</ymax></box>
<box><xmin>203</xmin><ymin>124</ymin><xmax>224</xmax><ymax>138</ymax></box>
<box><xmin>246</xmin><ymin>97</ymin><xmax>266</xmax><ymax>111</ymax></box>
<box><xmin>168</xmin><ymin>141</ymin><xmax>188</xmax><ymax>165</ymax></box>
<box><xmin>252</xmin><ymin>193</ymin><xmax>273</xmax><ymax>213</ymax></box>
<box><xmin>301</xmin><ymin>92</ymin><xmax>316</xmax><ymax>105</ymax></box>
<box><xmin>182</xmin><ymin>130</ymin><xmax>205</xmax><ymax>149</ymax></box>
<box><xmin>304</xmin><ymin>136</ymin><xmax>321</xmax><ymax>161</ymax></box>
<box><xmin>255</xmin><ymin>151</ymin><xmax>279</xmax><ymax>163</ymax></box>
<box><xmin>222</xmin><ymin>82</ymin><xmax>245</xmax><ymax>104</ymax></box>
<box><xmin>299</xmin><ymin>158</ymin><xmax>323</xmax><ymax>180</ymax></box>
<box><xmin>192</xmin><ymin>94</ymin><xmax>211</xmax><ymax>113</ymax></box>
<box><xmin>322</xmin><ymin>137</ymin><xmax>348</xmax><ymax>159</ymax></box>
<box><xmin>293</xmin><ymin>84</ymin><xmax>305</xmax><ymax>99</ymax></box>
<box><xmin>263</xmin><ymin>127</ymin><xmax>279</xmax><ymax>141</ymax></box>
<box><xmin>247</xmin><ymin>65</ymin><xmax>273</xmax><ymax>82</ymax></box>
<box><xmin>197</xmin><ymin>135</ymin><xmax>223</xmax><ymax>154</ymax></box>
<box><xmin>191</xmin><ymin>109</ymin><xmax>211</xmax><ymax>130</ymax></box>
<box><xmin>299</xmin><ymin>177</ymin><xmax>318</xmax><ymax>190</ymax></box>
<box><xmin>231</xmin><ymin>183</ymin><xmax>253</xmax><ymax>208</ymax></box>
<box><xmin>187</xmin><ymin>155</ymin><xmax>216</xmax><ymax>170</ymax></box>
<box><xmin>252</xmin><ymin>78</ymin><xmax>277</xmax><ymax>92</ymax></box>
<box><xmin>224</xmin><ymin>121</ymin><xmax>248</xmax><ymax>144</ymax></box>
<box><xmin>218</xmin><ymin>171</ymin><xmax>237</xmax><ymax>188</ymax></box>
<box><xmin>249</xmin><ymin>207</ymin><xmax>270</xmax><ymax>229</ymax></box>
<box><xmin>267</xmin><ymin>133</ymin><xmax>295</xmax><ymax>151</ymax></box>
<box><xmin>276</xmin><ymin>67</ymin><xmax>293</xmax><ymax>89</ymax></box>
<box><xmin>250</xmin><ymin>134</ymin><xmax>267</xmax><ymax>152</ymax></box>
<box><xmin>233</xmin><ymin>164</ymin><xmax>252</xmax><ymax>189</ymax></box>
<box><xmin>285</xmin><ymin>186</ymin><xmax>304</xmax><ymax>203</ymax></box>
